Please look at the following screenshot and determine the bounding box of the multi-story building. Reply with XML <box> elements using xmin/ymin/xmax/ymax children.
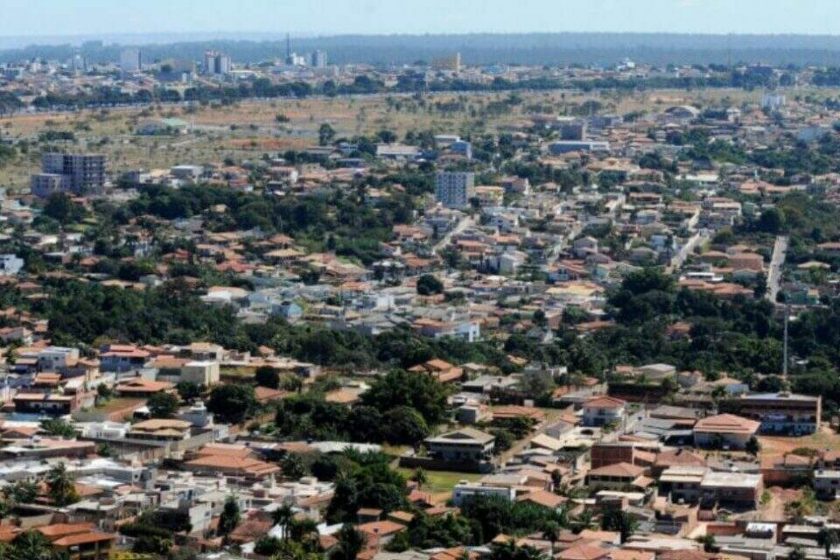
<box><xmin>720</xmin><ymin>392</ymin><xmax>821</xmax><ymax>436</ymax></box>
<box><xmin>32</xmin><ymin>153</ymin><xmax>106</xmax><ymax>197</ymax></box>
<box><xmin>204</xmin><ymin>50</ymin><xmax>232</xmax><ymax>75</ymax></box>
<box><xmin>310</xmin><ymin>50</ymin><xmax>328</xmax><ymax>68</ymax></box>
<box><xmin>435</xmin><ymin>171</ymin><xmax>475</xmax><ymax>209</ymax></box>
<box><xmin>119</xmin><ymin>48</ymin><xmax>141</xmax><ymax>72</ymax></box>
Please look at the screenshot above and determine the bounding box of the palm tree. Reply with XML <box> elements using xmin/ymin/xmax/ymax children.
<box><xmin>273</xmin><ymin>503</ymin><xmax>295</xmax><ymax>541</ymax></box>
<box><xmin>8</xmin><ymin>530</ymin><xmax>54</xmax><ymax>560</ymax></box>
<box><xmin>46</xmin><ymin>462</ymin><xmax>79</xmax><ymax>507</ymax></box>
<box><xmin>570</xmin><ymin>509</ymin><xmax>596</xmax><ymax>534</ymax></box>
<box><xmin>289</xmin><ymin>517</ymin><xmax>320</xmax><ymax>548</ymax></box>
<box><xmin>330</xmin><ymin>524</ymin><xmax>366</xmax><ymax>560</ymax></box>
<box><xmin>541</xmin><ymin>521</ymin><xmax>561</xmax><ymax>556</ymax></box>
<box><xmin>601</xmin><ymin>510</ymin><xmax>638</xmax><ymax>545</ymax></box>
<box><xmin>818</xmin><ymin>527</ymin><xmax>840</xmax><ymax>559</ymax></box>
<box><xmin>411</xmin><ymin>468</ymin><xmax>428</xmax><ymax>488</ymax></box>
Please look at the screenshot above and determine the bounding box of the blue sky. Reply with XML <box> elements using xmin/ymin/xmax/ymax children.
<box><xmin>4</xmin><ymin>0</ymin><xmax>840</xmax><ymax>37</ymax></box>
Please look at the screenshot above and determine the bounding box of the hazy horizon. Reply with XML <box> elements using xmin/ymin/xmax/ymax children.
<box><xmin>4</xmin><ymin>0</ymin><xmax>840</xmax><ymax>41</ymax></box>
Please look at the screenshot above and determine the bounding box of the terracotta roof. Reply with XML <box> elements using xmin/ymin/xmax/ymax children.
<box><xmin>583</xmin><ymin>396</ymin><xmax>626</xmax><ymax>410</ymax></box>
<box><xmin>559</xmin><ymin>543</ymin><xmax>611</xmax><ymax>560</ymax></box>
<box><xmin>588</xmin><ymin>462</ymin><xmax>645</xmax><ymax>478</ymax></box>
<box><xmin>357</xmin><ymin>520</ymin><xmax>406</xmax><ymax>537</ymax></box>
<box><xmin>517</xmin><ymin>489</ymin><xmax>566</xmax><ymax>509</ymax></box>
<box><xmin>693</xmin><ymin>413</ymin><xmax>760</xmax><ymax>435</ymax></box>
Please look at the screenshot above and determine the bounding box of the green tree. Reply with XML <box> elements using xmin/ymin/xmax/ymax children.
<box><xmin>382</xmin><ymin>406</ymin><xmax>430</xmax><ymax>444</ymax></box>
<box><xmin>416</xmin><ymin>274</ymin><xmax>444</xmax><ymax>296</ymax></box>
<box><xmin>218</xmin><ymin>495</ymin><xmax>241</xmax><ymax>539</ymax></box>
<box><xmin>176</xmin><ymin>381</ymin><xmax>202</xmax><ymax>403</ymax></box>
<box><xmin>207</xmin><ymin>384</ymin><xmax>256</xmax><ymax>424</ymax></box>
<box><xmin>319</xmin><ymin>123</ymin><xmax>336</xmax><ymax>146</ymax></box>
<box><xmin>361</xmin><ymin>369</ymin><xmax>449</xmax><ymax>425</ymax></box>
<box><xmin>745</xmin><ymin>436</ymin><xmax>761</xmax><ymax>457</ymax></box>
<box><xmin>8</xmin><ymin>530</ymin><xmax>58</xmax><ymax>560</ymax></box>
<box><xmin>46</xmin><ymin>462</ymin><xmax>79</xmax><ymax>507</ymax></box>
<box><xmin>255</xmin><ymin>365</ymin><xmax>280</xmax><ymax>389</ymax></box>
<box><xmin>330</xmin><ymin>524</ymin><xmax>367</xmax><ymax>560</ymax></box>
<box><xmin>40</xmin><ymin>418</ymin><xmax>76</xmax><ymax>438</ymax></box>
<box><xmin>601</xmin><ymin>510</ymin><xmax>638</xmax><ymax>544</ymax></box>
<box><xmin>147</xmin><ymin>391</ymin><xmax>180</xmax><ymax>418</ymax></box>
<box><xmin>818</xmin><ymin>527</ymin><xmax>839</xmax><ymax>559</ymax></box>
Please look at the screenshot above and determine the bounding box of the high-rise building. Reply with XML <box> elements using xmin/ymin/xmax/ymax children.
<box><xmin>311</xmin><ymin>50</ymin><xmax>328</xmax><ymax>68</ymax></box>
<box><xmin>436</xmin><ymin>172</ymin><xmax>475</xmax><ymax>209</ymax></box>
<box><xmin>31</xmin><ymin>153</ymin><xmax>106</xmax><ymax>197</ymax></box>
<box><xmin>120</xmin><ymin>48</ymin><xmax>142</xmax><ymax>72</ymax></box>
<box><xmin>203</xmin><ymin>51</ymin><xmax>232</xmax><ymax>75</ymax></box>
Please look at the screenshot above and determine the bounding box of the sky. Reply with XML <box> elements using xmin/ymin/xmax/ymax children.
<box><xmin>4</xmin><ymin>0</ymin><xmax>840</xmax><ymax>38</ymax></box>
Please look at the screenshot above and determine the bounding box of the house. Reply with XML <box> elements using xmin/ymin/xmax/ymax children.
<box><xmin>126</xmin><ymin>419</ymin><xmax>191</xmax><ymax>441</ymax></box>
<box><xmin>699</xmin><ymin>471</ymin><xmax>763</xmax><ymax>509</ymax></box>
<box><xmin>585</xmin><ymin>462</ymin><xmax>650</xmax><ymax>490</ymax></box>
<box><xmin>114</xmin><ymin>378</ymin><xmax>175</xmax><ymax>397</ymax></box>
<box><xmin>582</xmin><ymin>396</ymin><xmax>627</xmax><ymax>427</ymax></box>
<box><xmin>658</xmin><ymin>466</ymin><xmax>707</xmax><ymax>504</ymax></box>
<box><xmin>425</xmin><ymin>428</ymin><xmax>495</xmax><ymax>463</ymax></box>
<box><xmin>408</xmin><ymin>359</ymin><xmax>464</xmax><ymax>383</ymax></box>
<box><xmin>693</xmin><ymin>414</ymin><xmax>760</xmax><ymax>449</ymax></box>
<box><xmin>37</xmin><ymin>523</ymin><xmax>116</xmax><ymax>560</ymax></box>
<box><xmin>100</xmin><ymin>345</ymin><xmax>151</xmax><ymax>372</ymax></box>
<box><xmin>720</xmin><ymin>392</ymin><xmax>821</xmax><ymax>435</ymax></box>
<box><xmin>12</xmin><ymin>393</ymin><xmax>77</xmax><ymax>415</ymax></box>
<box><xmin>813</xmin><ymin>469</ymin><xmax>840</xmax><ymax>500</ymax></box>
<box><xmin>452</xmin><ymin>481</ymin><xmax>515</xmax><ymax>506</ymax></box>
<box><xmin>183</xmin><ymin>454</ymin><xmax>280</xmax><ymax>481</ymax></box>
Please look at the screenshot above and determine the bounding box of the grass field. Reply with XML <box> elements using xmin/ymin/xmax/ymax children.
<box><xmin>397</xmin><ymin>467</ymin><xmax>482</xmax><ymax>495</ymax></box>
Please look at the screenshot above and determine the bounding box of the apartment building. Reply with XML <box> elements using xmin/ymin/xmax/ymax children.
<box><xmin>436</xmin><ymin>171</ymin><xmax>475</xmax><ymax>209</ymax></box>
<box><xmin>32</xmin><ymin>152</ymin><xmax>106</xmax><ymax>197</ymax></box>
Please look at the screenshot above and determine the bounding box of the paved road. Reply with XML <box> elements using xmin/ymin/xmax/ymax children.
<box><xmin>766</xmin><ymin>235</ymin><xmax>789</xmax><ymax>303</ymax></box>
<box><xmin>433</xmin><ymin>215</ymin><xmax>475</xmax><ymax>253</ymax></box>
<box><xmin>667</xmin><ymin>230</ymin><xmax>709</xmax><ymax>274</ymax></box>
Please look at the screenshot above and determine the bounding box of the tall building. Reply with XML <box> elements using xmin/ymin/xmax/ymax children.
<box><xmin>311</xmin><ymin>50</ymin><xmax>328</xmax><ymax>68</ymax></box>
<box><xmin>436</xmin><ymin>172</ymin><xmax>475</xmax><ymax>209</ymax></box>
<box><xmin>120</xmin><ymin>48</ymin><xmax>141</xmax><ymax>72</ymax></box>
<box><xmin>203</xmin><ymin>51</ymin><xmax>231</xmax><ymax>75</ymax></box>
<box><xmin>31</xmin><ymin>153</ymin><xmax>106</xmax><ymax>197</ymax></box>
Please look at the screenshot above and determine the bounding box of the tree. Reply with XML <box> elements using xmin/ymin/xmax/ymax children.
<box><xmin>331</xmin><ymin>524</ymin><xmax>367</xmax><ymax>560</ymax></box>
<box><xmin>273</xmin><ymin>503</ymin><xmax>295</xmax><ymax>541</ymax></box>
<box><xmin>207</xmin><ymin>384</ymin><xmax>256</xmax><ymax>424</ymax></box>
<box><xmin>818</xmin><ymin>527</ymin><xmax>839</xmax><ymax>559</ymax></box>
<box><xmin>541</xmin><ymin>521</ymin><xmax>561</xmax><ymax>556</ymax></box>
<box><xmin>416</xmin><ymin>274</ymin><xmax>444</xmax><ymax>296</ymax></box>
<box><xmin>601</xmin><ymin>510</ymin><xmax>637</xmax><ymax>544</ymax></box>
<box><xmin>382</xmin><ymin>406</ymin><xmax>430</xmax><ymax>444</ymax></box>
<box><xmin>362</xmin><ymin>370</ymin><xmax>449</xmax><ymax>426</ymax></box>
<box><xmin>40</xmin><ymin>418</ymin><xmax>76</xmax><ymax>438</ymax></box>
<box><xmin>147</xmin><ymin>391</ymin><xmax>180</xmax><ymax>418</ymax></box>
<box><xmin>411</xmin><ymin>468</ymin><xmax>428</xmax><ymax>488</ymax></box>
<box><xmin>745</xmin><ymin>436</ymin><xmax>761</xmax><ymax>457</ymax></box>
<box><xmin>176</xmin><ymin>381</ymin><xmax>202</xmax><ymax>403</ymax></box>
<box><xmin>4</xmin><ymin>480</ymin><xmax>39</xmax><ymax>505</ymax></box>
<box><xmin>255</xmin><ymin>365</ymin><xmax>280</xmax><ymax>389</ymax></box>
<box><xmin>788</xmin><ymin>545</ymin><xmax>807</xmax><ymax>560</ymax></box>
<box><xmin>218</xmin><ymin>495</ymin><xmax>241</xmax><ymax>538</ymax></box>
<box><xmin>8</xmin><ymin>530</ymin><xmax>58</xmax><ymax>560</ymax></box>
<box><xmin>697</xmin><ymin>534</ymin><xmax>718</xmax><ymax>553</ymax></box>
<box><xmin>757</xmin><ymin>207</ymin><xmax>786</xmax><ymax>234</ymax></box>
<box><xmin>319</xmin><ymin>123</ymin><xmax>336</xmax><ymax>146</ymax></box>
<box><xmin>46</xmin><ymin>462</ymin><xmax>79</xmax><ymax>507</ymax></box>
<box><xmin>282</xmin><ymin>453</ymin><xmax>307</xmax><ymax>480</ymax></box>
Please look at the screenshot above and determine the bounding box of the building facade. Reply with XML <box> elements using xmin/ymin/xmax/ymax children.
<box><xmin>436</xmin><ymin>172</ymin><xmax>475</xmax><ymax>209</ymax></box>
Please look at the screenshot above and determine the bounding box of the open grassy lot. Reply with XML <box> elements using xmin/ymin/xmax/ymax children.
<box><xmin>396</xmin><ymin>467</ymin><xmax>482</xmax><ymax>495</ymax></box>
